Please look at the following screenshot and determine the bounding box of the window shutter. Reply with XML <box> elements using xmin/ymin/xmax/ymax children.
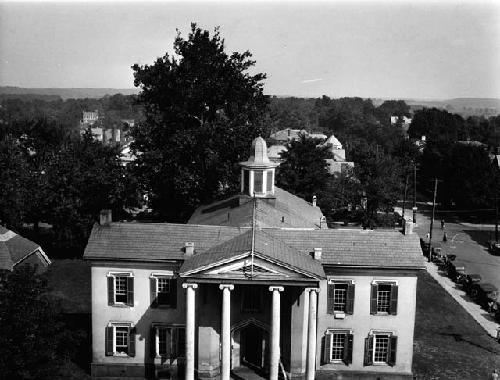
<box><xmin>150</xmin><ymin>277</ymin><xmax>158</xmax><ymax>308</ymax></box>
<box><xmin>105</xmin><ymin>326</ymin><xmax>114</xmax><ymax>356</ymax></box>
<box><xmin>363</xmin><ymin>336</ymin><xmax>373</xmax><ymax>366</ymax></box>
<box><xmin>370</xmin><ymin>284</ymin><xmax>378</xmax><ymax>314</ymax></box>
<box><xmin>389</xmin><ymin>284</ymin><xmax>398</xmax><ymax>315</ymax></box>
<box><xmin>107</xmin><ymin>277</ymin><xmax>114</xmax><ymax>306</ymax></box>
<box><xmin>388</xmin><ymin>336</ymin><xmax>397</xmax><ymax>366</ymax></box>
<box><xmin>127</xmin><ymin>277</ymin><xmax>134</xmax><ymax>307</ymax></box>
<box><xmin>345</xmin><ymin>284</ymin><xmax>355</xmax><ymax>314</ymax></box>
<box><xmin>150</xmin><ymin>326</ymin><xmax>157</xmax><ymax>358</ymax></box>
<box><xmin>172</xmin><ymin>328</ymin><xmax>179</xmax><ymax>359</ymax></box>
<box><xmin>128</xmin><ymin>327</ymin><xmax>136</xmax><ymax>357</ymax></box>
<box><xmin>323</xmin><ymin>333</ymin><xmax>332</xmax><ymax>364</ymax></box>
<box><xmin>343</xmin><ymin>334</ymin><xmax>353</xmax><ymax>365</ymax></box>
<box><xmin>170</xmin><ymin>279</ymin><xmax>177</xmax><ymax>308</ymax></box>
<box><xmin>165</xmin><ymin>328</ymin><xmax>172</xmax><ymax>358</ymax></box>
<box><xmin>327</xmin><ymin>283</ymin><xmax>335</xmax><ymax>314</ymax></box>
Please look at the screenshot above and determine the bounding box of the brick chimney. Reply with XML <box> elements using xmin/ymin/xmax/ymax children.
<box><xmin>313</xmin><ymin>247</ymin><xmax>322</xmax><ymax>260</ymax></box>
<box><xmin>99</xmin><ymin>209</ymin><xmax>112</xmax><ymax>226</ymax></box>
<box><xmin>185</xmin><ymin>242</ymin><xmax>195</xmax><ymax>256</ymax></box>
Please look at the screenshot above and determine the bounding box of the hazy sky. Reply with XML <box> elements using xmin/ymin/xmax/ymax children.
<box><xmin>0</xmin><ymin>1</ymin><xmax>499</xmax><ymax>99</ymax></box>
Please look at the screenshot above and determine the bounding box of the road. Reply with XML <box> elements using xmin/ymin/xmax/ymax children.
<box><xmin>407</xmin><ymin>204</ymin><xmax>500</xmax><ymax>294</ymax></box>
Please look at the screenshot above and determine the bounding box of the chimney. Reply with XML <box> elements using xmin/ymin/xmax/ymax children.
<box><xmin>313</xmin><ymin>247</ymin><xmax>322</xmax><ymax>260</ymax></box>
<box><xmin>320</xmin><ymin>216</ymin><xmax>327</xmax><ymax>229</ymax></box>
<box><xmin>287</xmin><ymin>128</ymin><xmax>291</xmax><ymax>137</ymax></box>
<box><xmin>185</xmin><ymin>242</ymin><xmax>195</xmax><ymax>256</ymax></box>
<box><xmin>312</xmin><ymin>195</ymin><xmax>317</xmax><ymax>207</ymax></box>
<box><xmin>99</xmin><ymin>209</ymin><xmax>112</xmax><ymax>226</ymax></box>
<box><xmin>404</xmin><ymin>218</ymin><xmax>413</xmax><ymax>235</ymax></box>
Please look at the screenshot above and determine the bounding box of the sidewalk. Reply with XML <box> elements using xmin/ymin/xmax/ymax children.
<box><xmin>424</xmin><ymin>261</ymin><xmax>499</xmax><ymax>339</ymax></box>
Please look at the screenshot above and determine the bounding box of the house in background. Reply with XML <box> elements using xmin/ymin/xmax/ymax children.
<box><xmin>321</xmin><ymin>135</ymin><xmax>355</xmax><ymax>177</ymax></box>
<box><xmin>0</xmin><ymin>225</ymin><xmax>51</xmax><ymax>273</ymax></box>
<box><xmin>85</xmin><ymin>137</ymin><xmax>423</xmax><ymax>380</ymax></box>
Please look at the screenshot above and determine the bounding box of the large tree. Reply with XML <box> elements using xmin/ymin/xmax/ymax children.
<box><xmin>131</xmin><ymin>24</ymin><xmax>269</xmax><ymax>221</ymax></box>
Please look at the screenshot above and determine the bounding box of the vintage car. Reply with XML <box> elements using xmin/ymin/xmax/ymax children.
<box><xmin>487</xmin><ymin>240</ymin><xmax>500</xmax><ymax>255</ymax></box>
<box><xmin>463</xmin><ymin>273</ymin><xmax>482</xmax><ymax>294</ymax></box>
<box><xmin>447</xmin><ymin>261</ymin><xmax>466</xmax><ymax>283</ymax></box>
<box><xmin>471</xmin><ymin>282</ymin><xmax>499</xmax><ymax>309</ymax></box>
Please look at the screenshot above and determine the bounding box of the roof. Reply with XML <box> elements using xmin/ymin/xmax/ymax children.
<box><xmin>323</xmin><ymin>135</ymin><xmax>343</xmax><ymax>150</ymax></box>
<box><xmin>180</xmin><ymin>229</ymin><xmax>325</xmax><ymax>277</ymax></box>
<box><xmin>270</xmin><ymin>129</ymin><xmax>307</xmax><ymax>142</ymax></box>
<box><xmin>84</xmin><ymin>223</ymin><xmax>424</xmax><ymax>270</ymax></box>
<box><xmin>187</xmin><ymin>187</ymin><xmax>324</xmax><ymax>229</ymax></box>
<box><xmin>0</xmin><ymin>226</ymin><xmax>49</xmax><ymax>271</ymax></box>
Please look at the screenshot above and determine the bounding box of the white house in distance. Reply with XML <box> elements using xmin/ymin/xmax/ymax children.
<box><xmin>84</xmin><ymin>137</ymin><xmax>423</xmax><ymax>380</ymax></box>
<box><xmin>321</xmin><ymin>135</ymin><xmax>355</xmax><ymax>177</ymax></box>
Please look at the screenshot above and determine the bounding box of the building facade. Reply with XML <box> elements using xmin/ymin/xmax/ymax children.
<box><xmin>85</xmin><ymin>137</ymin><xmax>423</xmax><ymax>380</ymax></box>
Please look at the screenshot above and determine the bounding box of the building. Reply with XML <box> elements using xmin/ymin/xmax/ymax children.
<box><xmin>270</xmin><ymin>129</ymin><xmax>327</xmax><ymax>144</ymax></box>
<box><xmin>0</xmin><ymin>225</ymin><xmax>51</xmax><ymax>273</ymax></box>
<box><xmin>83</xmin><ymin>110</ymin><xmax>100</xmax><ymax>125</ymax></box>
<box><xmin>321</xmin><ymin>135</ymin><xmax>355</xmax><ymax>176</ymax></box>
<box><xmin>85</xmin><ymin>137</ymin><xmax>423</xmax><ymax>380</ymax></box>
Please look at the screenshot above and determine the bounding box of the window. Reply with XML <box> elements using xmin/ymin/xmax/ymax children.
<box><xmin>370</xmin><ymin>281</ymin><xmax>398</xmax><ymax>315</ymax></box>
<box><xmin>105</xmin><ymin>323</ymin><xmax>135</xmax><ymax>357</ymax></box>
<box><xmin>107</xmin><ymin>272</ymin><xmax>134</xmax><ymax>307</ymax></box>
<box><xmin>327</xmin><ymin>281</ymin><xmax>355</xmax><ymax>314</ymax></box>
<box><xmin>323</xmin><ymin>330</ymin><xmax>353</xmax><ymax>365</ymax></box>
<box><xmin>253</xmin><ymin>171</ymin><xmax>263</xmax><ymax>194</ymax></box>
<box><xmin>151</xmin><ymin>325</ymin><xmax>186</xmax><ymax>360</ymax></box>
<box><xmin>266</xmin><ymin>170</ymin><xmax>273</xmax><ymax>192</ymax></box>
<box><xmin>150</xmin><ymin>274</ymin><xmax>177</xmax><ymax>308</ymax></box>
<box><xmin>364</xmin><ymin>333</ymin><xmax>397</xmax><ymax>366</ymax></box>
<box><xmin>241</xmin><ymin>287</ymin><xmax>261</xmax><ymax>313</ymax></box>
<box><xmin>243</xmin><ymin>170</ymin><xmax>250</xmax><ymax>194</ymax></box>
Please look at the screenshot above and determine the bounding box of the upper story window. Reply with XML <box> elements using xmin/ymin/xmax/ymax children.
<box><xmin>364</xmin><ymin>332</ymin><xmax>397</xmax><ymax>366</ymax></box>
<box><xmin>370</xmin><ymin>281</ymin><xmax>398</xmax><ymax>315</ymax></box>
<box><xmin>254</xmin><ymin>171</ymin><xmax>263</xmax><ymax>194</ymax></box>
<box><xmin>241</xmin><ymin>287</ymin><xmax>261</xmax><ymax>313</ymax></box>
<box><xmin>107</xmin><ymin>272</ymin><xmax>134</xmax><ymax>307</ymax></box>
<box><xmin>323</xmin><ymin>329</ymin><xmax>353</xmax><ymax>365</ymax></box>
<box><xmin>105</xmin><ymin>322</ymin><xmax>135</xmax><ymax>357</ymax></box>
<box><xmin>150</xmin><ymin>273</ymin><xmax>177</xmax><ymax>308</ymax></box>
<box><xmin>266</xmin><ymin>170</ymin><xmax>273</xmax><ymax>193</ymax></box>
<box><xmin>327</xmin><ymin>280</ymin><xmax>355</xmax><ymax>315</ymax></box>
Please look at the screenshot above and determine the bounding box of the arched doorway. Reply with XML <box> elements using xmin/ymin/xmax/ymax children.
<box><xmin>231</xmin><ymin>318</ymin><xmax>269</xmax><ymax>373</ymax></box>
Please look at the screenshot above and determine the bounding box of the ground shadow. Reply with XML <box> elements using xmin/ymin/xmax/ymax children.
<box><xmin>437</xmin><ymin>332</ymin><xmax>500</xmax><ymax>355</ymax></box>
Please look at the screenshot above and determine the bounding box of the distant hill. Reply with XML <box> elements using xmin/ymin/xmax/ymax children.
<box><xmin>0</xmin><ymin>86</ymin><xmax>139</xmax><ymax>100</ymax></box>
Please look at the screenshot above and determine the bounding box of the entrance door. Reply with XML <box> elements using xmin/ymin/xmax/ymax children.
<box><xmin>241</xmin><ymin>324</ymin><xmax>265</xmax><ymax>370</ymax></box>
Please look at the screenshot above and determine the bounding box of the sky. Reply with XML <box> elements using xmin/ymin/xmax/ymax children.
<box><xmin>0</xmin><ymin>0</ymin><xmax>499</xmax><ymax>99</ymax></box>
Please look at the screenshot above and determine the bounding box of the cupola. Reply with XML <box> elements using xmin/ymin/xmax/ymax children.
<box><xmin>239</xmin><ymin>137</ymin><xmax>279</xmax><ymax>197</ymax></box>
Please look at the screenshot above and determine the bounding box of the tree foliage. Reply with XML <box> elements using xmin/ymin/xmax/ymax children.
<box><xmin>131</xmin><ymin>24</ymin><xmax>269</xmax><ymax>221</ymax></box>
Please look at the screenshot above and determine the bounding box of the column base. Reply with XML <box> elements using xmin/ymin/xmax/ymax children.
<box><xmin>197</xmin><ymin>367</ymin><xmax>221</xmax><ymax>379</ymax></box>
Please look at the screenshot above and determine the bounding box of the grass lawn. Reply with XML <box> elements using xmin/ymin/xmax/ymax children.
<box><xmin>413</xmin><ymin>271</ymin><xmax>500</xmax><ymax>379</ymax></box>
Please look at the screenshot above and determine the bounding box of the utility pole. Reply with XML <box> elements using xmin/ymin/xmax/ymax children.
<box><xmin>402</xmin><ymin>174</ymin><xmax>409</xmax><ymax>220</ymax></box>
<box><xmin>495</xmin><ymin>192</ymin><xmax>498</xmax><ymax>242</ymax></box>
<box><xmin>412</xmin><ymin>163</ymin><xmax>418</xmax><ymax>224</ymax></box>
<box><xmin>429</xmin><ymin>178</ymin><xmax>439</xmax><ymax>260</ymax></box>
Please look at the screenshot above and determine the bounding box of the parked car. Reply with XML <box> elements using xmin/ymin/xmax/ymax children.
<box><xmin>487</xmin><ymin>240</ymin><xmax>500</xmax><ymax>255</ymax></box>
<box><xmin>463</xmin><ymin>273</ymin><xmax>482</xmax><ymax>294</ymax></box>
<box><xmin>471</xmin><ymin>282</ymin><xmax>499</xmax><ymax>309</ymax></box>
<box><xmin>447</xmin><ymin>261</ymin><xmax>466</xmax><ymax>283</ymax></box>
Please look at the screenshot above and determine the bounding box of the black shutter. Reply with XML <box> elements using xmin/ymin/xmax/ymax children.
<box><xmin>345</xmin><ymin>284</ymin><xmax>355</xmax><ymax>314</ymax></box>
<box><xmin>170</xmin><ymin>279</ymin><xmax>177</xmax><ymax>308</ymax></box>
<box><xmin>150</xmin><ymin>277</ymin><xmax>158</xmax><ymax>308</ymax></box>
<box><xmin>150</xmin><ymin>326</ymin><xmax>157</xmax><ymax>358</ymax></box>
<box><xmin>107</xmin><ymin>277</ymin><xmax>114</xmax><ymax>306</ymax></box>
<box><xmin>389</xmin><ymin>284</ymin><xmax>398</xmax><ymax>315</ymax></box>
<box><xmin>363</xmin><ymin>336</ymin><xmax>373</xmax><ymax>366</ymax></box>
<box><xmin>343</xmin><ymin>334</ymin><xmax>353</xmax><ymax>365</ymax></box>
<box><xmin>128</xmin><ymin>327</ymin><xmax>136</xmax><ymax>357</ymax></box>
<box><xmin>388</xmin><ymin>336</ymin><xmax>397</xmax><ymax>366</ymax></box>
<box><xmin>370</xmin><ymin>284</ymin><xmax>378</xmax><ymax>314</ymax></box>
<box><xmin>323</xmin><ymin>333</ymin><xmax>332</xmax><ymax>364</ymax></box>
<box><xmin>105</xmin><ymin>326</ymin><xmax>114</xmax><ymax>356</ymax></box>
<box><xmin>127</xmin><ymin>277</ymin><xmax>134</xmax><ymax>307</ymax></box>
<box><xmin>327</xmin><ymin>283</ymin><xmax>335</xmax><ymax>314</ymax></box>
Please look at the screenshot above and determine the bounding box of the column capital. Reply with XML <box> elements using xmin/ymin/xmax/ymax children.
<box><xmin>219</xmin><ymin>284</ymin><xmax>235</xmax><ymax>291</ymax></box>
<box><xmin>305</xmin><ymin>287</ymin><xmax>320</xmax><ymax>293</ymax></box>
<box><xmin>182</xmin><ymin>283</ymin><xmax>198</xmax><ymax>289</ymax></box>
<box><xmin>269</xmin><ymin>286</ymin><xmax>284</xmax><ymax>292</ymax></box>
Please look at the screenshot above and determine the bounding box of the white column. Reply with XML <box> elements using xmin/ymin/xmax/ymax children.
<box><xmin>219</xmin><ymin>284</ymin><xmax>234</xmax><ymax>380</ymax></box>
<box><xmin>306</xmin><ymin>288</ymin><xmax>319</xmax><ymax>380</ymax></box>
<box><xmin>269</xmin><ymin>286</ymin><xmax>284</xmax><ymax>380</ymax></box>
<box><xmin>183</xmin><ymin>283</ymin><xmax>198</xmax><ymax>380</ymax></box>
<box><xmin>301</xmin><ymin>288</ymin><xmax>310</xmax><ymax>374</ymax></box>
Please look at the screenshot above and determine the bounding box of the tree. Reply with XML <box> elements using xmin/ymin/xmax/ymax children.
<box><xmin>276</xmin><ymin>135</ymin><xmax>332</xmax><ymax>201</ymax></box>
<box><xmin>0</xmin><ymin>266</ymin><xmax>66</xmax><ymax>379</ymax></box>
<box><xmin>408</xmin><ymin>108</ymin><xmax>467</xmax><ymax>142</ymax></box>
<box><xmin>131</xmin><ymin>24</ymin><xmax>268</xmax><ymax>221</ymax></box>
